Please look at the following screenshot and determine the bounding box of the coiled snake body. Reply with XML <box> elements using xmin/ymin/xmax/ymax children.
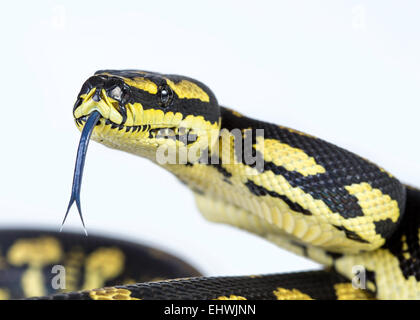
<box><xmin>2</xmin><ymin>70</ymin><xmax>419</xmax><ymax>300</ymax></box>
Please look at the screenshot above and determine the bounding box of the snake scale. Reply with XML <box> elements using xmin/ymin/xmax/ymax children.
<box><xmin>1</xmin><ymin>70</ymin><xmax>419</xmax><ymax>300</ymax></box>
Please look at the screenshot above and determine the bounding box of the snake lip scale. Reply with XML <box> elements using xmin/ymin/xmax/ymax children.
<box><xmin>76</xmin><ymin>116</ymin><xmax>197</xmax><ymax>141</ymax></box>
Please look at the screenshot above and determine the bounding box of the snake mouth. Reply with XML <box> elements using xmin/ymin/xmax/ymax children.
<box><xmin>75</xmin><ymin>114</ymin><xmax>198</xmax><ymax>143</ymax></box>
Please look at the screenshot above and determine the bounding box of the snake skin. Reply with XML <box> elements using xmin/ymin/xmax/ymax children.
<box><xmin>63</xmin><ymin>70</ymin><xmax>420</xmax><ymax>299</ymax></box>
<box><xmin>35</xmin><ymin>271</ymin><xmax>371</xmax><ymax>300</ymax></box>
<box><xmin>2</xmin><ymin>69</ymin><xmax>418</xmax><ymax>300</ymax></box>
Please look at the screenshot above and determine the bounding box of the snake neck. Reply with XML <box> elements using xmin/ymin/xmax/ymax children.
<box><xmin>154</xmin><ymin>107</ymin><xmax>420</xmax><ymax>299</ymax></box>
<box><xmin>158</xmin><ymin>105</ymin><xmax>407</xmax><ymax>253</ymax></box>
<box><xmin>93</xmin><ymin>104</ymin><xmax>414</xmax><ymax>299</ymax></box>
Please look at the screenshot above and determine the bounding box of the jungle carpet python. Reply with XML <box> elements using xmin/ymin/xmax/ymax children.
<box><xmin>3</xmin><ymin>70</ymin><xmax>420</xmax><ymax>300</ymax></box>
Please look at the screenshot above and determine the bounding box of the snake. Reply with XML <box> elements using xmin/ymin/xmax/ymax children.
<box><xmin>0</xmin><ymin>70</ymin><xmax>419</xmax><ymax>300</ymax></box>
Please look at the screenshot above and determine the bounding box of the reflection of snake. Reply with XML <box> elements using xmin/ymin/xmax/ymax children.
<box><xmin>7</xmin><ymin>70</ymin><xmax>420</xmax><ymax>300</ymax></box>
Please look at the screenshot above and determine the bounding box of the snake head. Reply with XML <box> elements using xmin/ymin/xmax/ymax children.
<box><xmin>73</xmin><ymin>70</ymin><xmax>221</xmax><ymax>163</ymax></box>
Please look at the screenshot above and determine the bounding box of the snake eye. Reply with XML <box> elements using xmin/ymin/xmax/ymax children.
<box><xmin>158</xmin><ymin>84</ymin><xmax>173</xmax><ymax>107</ymax></box>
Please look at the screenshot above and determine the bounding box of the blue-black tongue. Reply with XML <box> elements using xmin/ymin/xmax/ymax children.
<box><xmin>61</xmin><ymin>111</ymin><xmax>101</xmax><ymax>235</ymax></box>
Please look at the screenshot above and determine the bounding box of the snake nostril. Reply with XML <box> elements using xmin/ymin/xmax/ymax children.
<box><xmin>92</xmin><ymin>88</ymin><xmax>101</xmax><ymax>102</ymax></box>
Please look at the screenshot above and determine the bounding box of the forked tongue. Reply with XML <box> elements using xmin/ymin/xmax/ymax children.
<box><xmin>61</xmin><ymin>111</ymin><xmax>101</xmax><ymax>235</ymax></box>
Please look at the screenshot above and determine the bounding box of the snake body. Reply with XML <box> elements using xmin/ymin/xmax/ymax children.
<box><xmin>2</xmin><ymin>70</ymin><xmax>419</xmax><ymax>299</ymax></box>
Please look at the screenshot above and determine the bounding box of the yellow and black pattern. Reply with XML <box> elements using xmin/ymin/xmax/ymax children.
<box><xmin>66</xmin><ymin>69</ymin><xmax>418</xmax><ymax>299</ymax></box>
<box><xmin>3</xmin><ymin>69</ymin><xmax>418</xmax><ymax>299</ymax></box>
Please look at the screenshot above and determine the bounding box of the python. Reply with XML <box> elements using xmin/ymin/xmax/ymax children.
<box><xmin>58</xmin><ymin>69</ymin><xmax>419</xmax><ymax>300</ymax></box>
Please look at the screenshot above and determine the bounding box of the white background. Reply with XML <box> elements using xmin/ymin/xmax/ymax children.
<box><xmin>0</xmin><ymin>1</ymin><xmax>419</xmax><ymax>277</ymax></box>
